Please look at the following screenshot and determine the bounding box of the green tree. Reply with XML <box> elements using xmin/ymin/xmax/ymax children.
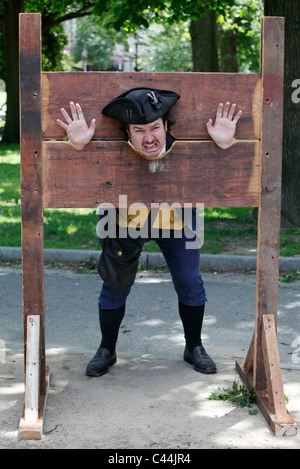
<box><xmin>1</xmin><ymin>0</ymin><xmax>23</xmax><ymax>143</ymax></box>
<box><xmin>218</xmin><ymin>0</ymin><xmax>263</xmax><ymax>72</ymax></box>
<box><xmin>71</xmin><ymin>16</ymin><xmax>128</xmax><ymax>71</ymax></box>
<box><xmin>190</xmin><ymin>8</ymin><xmax>219</xmax><ymax>71</ymax></box>
<box><xmin>1</xmin><ymin>0</ymin><xmax>233</xmax><ymax>143</ymax></box>
<box><xmin>0</xmin><ymin>0</ymin><xmax>265</xmax><ymax>141</ymax></box>
<box><xmin>136</xmin><ymin>21</ymin><xmax>193</xmax><ymax>72</ymax></box>
<box><xmin>93</xmin><ymin>0</ymin><xmax>236</xmax><ymax>72</ymax></box>
<box><xmin>0</xmin><ymin>0</ymin><xmax>98</xmax><ymax>143</ymax></box>
<box><xmin>92</xmin><ymin>0</ymin><xmax>262</xmax><ymax>72</ymax></box>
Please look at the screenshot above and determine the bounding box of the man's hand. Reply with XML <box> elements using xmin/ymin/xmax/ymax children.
<box><xmin>206</xmin><ymin>102</ymin><xmax>242</xmax><ymax>147</ymax></box>
<box><xmin>57</xmin><ymin>102</ymin><xmax>96</xmax><ymax>149</ymax></box>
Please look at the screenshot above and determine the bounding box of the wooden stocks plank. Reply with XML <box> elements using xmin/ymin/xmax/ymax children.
<box><xmin>41</xmin><ymin>71</ymin><xmax>262</xmax><ymax>140</ymax></box>
<box><xmin>42</xmin><ymin>140</ymin><xmax>260</xmax><ymax>208</ymax></box>
<box><xmin>19</xmin><ymin>13</ymin><xmax>46</xmax><ymax>395</ymax></box>
<box><xmin>254</xmin><ymin>16</ymin><xmax>285</xmax><ymax>390</ymax></box>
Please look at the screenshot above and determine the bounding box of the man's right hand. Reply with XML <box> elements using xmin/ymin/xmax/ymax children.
<box><xmin>57</xmin><ymin>102</ymin><xmax>96</xmax><ymax>149</ymax></box>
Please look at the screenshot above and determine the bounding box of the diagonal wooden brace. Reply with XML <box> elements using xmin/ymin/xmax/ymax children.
<box><xmin>236</xmin><ymin>314</ymin><xmax>297</xmax><ymax>436</ymax></box>
<box><xmin>260</xmin><ymin>314</ymin><xmax>297</xmax><ymax>436</ymax></box>
<box><xmin>262</xmin><ymin>314</ymin><xmax>287</xmax><ymax>418</ymax></box>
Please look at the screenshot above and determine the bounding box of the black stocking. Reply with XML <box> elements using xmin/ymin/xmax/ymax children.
<box><xmin>99</xmin><ymin>304</ymin><xmax>126</xmax><ymax>354</ymax></box>
<box><xmin>178</xmin><ymin>301</ymin><xmax>205</xmax><ymax>352</ymax></box>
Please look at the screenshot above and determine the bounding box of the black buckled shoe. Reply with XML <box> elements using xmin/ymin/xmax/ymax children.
<box><xmin>184</xmin><ymin>345</ymin><xmax>217</xmax><ymax>374</ymax></box>
<box><xmin>86</xmin><ymin>347</ymin><xmax>117</xmax><ymax>377</ymax></box>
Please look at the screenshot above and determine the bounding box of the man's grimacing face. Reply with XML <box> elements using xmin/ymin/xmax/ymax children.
<box><xmin>128</xmin><ymin>118</ymin><xmax>168</xmax><ymax>158</ymax></box>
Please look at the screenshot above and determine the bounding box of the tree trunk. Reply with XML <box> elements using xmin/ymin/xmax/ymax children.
<box><xmin>220</xmin><ymin>28</ymin><xmax>238</xmax><ymax>72</ymax></box>
<box><xmin>1</xmin><ymin>0</ymin><xmax>24</xmax><ymax>143</ymax></box>
<box><xmin>264</xmin><ymin>0</ymin><xmax>300</xmax><ymax>226</ymax></box>
<box><xmin>189</xmin><ymin>9</ymin><xmax>219</xmax><ymax>72</ymax></box>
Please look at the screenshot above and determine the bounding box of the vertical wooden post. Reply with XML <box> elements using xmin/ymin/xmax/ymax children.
<box><xmin>254</xmin><ymin>16</ymin><xmax>285</xmax><ymax>390</ymax></box>
<box><xmin>236</xmin><ymin>17</ymin><xmax>297</xmax><ymax>436</ymax></box>
<box><xmin>19</xmin><ymin>13</ymin><xmax>48</xmax><ymax>439</ymax></box>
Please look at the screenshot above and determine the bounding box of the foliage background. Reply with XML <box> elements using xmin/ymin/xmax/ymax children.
<box><xmin>0</xmin><ymin>0</ymin><xmax>299</xmax><ymax>255</ymax></box>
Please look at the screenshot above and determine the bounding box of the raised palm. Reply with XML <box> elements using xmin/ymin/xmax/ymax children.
<box><xmin>206</xmin><ymin>102</ymin><xmax>242</xmax><ymax>147</ymax></box>
<box><xmin>57</xmin><ymin>102</ymin><xmax>96</xmax><ymax>149</ymax></box>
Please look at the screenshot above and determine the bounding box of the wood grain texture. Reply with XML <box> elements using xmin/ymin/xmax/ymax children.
<box><xmin>254</xmin><ymin>16</ymin><xmax>285</xmax><ymax>391</ymax></box>
<box><xmin>19</xmin><ymin>13</ymin><xmax>294</xmax><ymax>439</ymax></box>
<box><xmin>262</xmin><ymin>315</ymin><xmax>287</xmax><ymax>417</ymax></box>
<box><xmin>24</xmin><ymin>316</ymin><xmax>40</xmax><ymax>423</ymax></box>
<box><xmin>19</xmin><ymin>13</ymin><xmax>46</xmax><ymax>395</ymax></box>
<box><xmin>42</xmin><ymin>140</ymin><xmax>261</xmax><ymax>208</ymax></box>
<box><xmin>235</xmin><ymin>358</ymin><xmax>297</xmax><ymax>436</ymax></box>
<box><xmin>42</xmin><ymin>71</ymin><xmax>262</xmax><ymax>140</ymax></box>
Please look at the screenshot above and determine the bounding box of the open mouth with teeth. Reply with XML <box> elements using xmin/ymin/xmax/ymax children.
<box><xmin>127</xmin><ymin>137</ymin><xmax>166</xmax><ymax>160</ymax></box>
<box><xmin>143</xmin><ymin>142</ymin><xmax>160</xmax><ymax>154</ymax></box>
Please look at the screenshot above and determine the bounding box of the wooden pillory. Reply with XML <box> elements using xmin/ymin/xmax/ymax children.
<box><xmin>19</xmin><ymin>13</ymin><xmax>297</xmax><ymax>439</ymax></box>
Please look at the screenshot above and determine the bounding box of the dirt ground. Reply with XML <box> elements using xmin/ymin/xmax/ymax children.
<box><xmin>1</xmin><ymin>253</ymin><xmax>299</xmax><ymax>450</ymax></box>
<box><xmin>1</xmin><ymin>348</ymin><xmax>299</xmax><ymax>450</ymax></box>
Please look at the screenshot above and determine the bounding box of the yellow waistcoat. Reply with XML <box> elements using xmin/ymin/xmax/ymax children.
<box><xmin>117</xmin><ymin>207</ymin><xmax>184</xmax><ymax>230</ymax></box>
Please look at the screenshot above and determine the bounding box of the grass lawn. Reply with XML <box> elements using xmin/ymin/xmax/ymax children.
<box><xmin>0</xmin><ymin>144</ymin><xmax>299</xmax><ymax>256</ymax></box>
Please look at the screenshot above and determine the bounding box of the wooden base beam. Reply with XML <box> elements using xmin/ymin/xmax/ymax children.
<box><xmin>19</xmin><ymin>316</ymin><xmax>50</xmax><ymax>440</ymax></box>
<box><xmin>19</xmin><ymin>367</ymin><xmax>50</xmax><ymax>440</ymax></box>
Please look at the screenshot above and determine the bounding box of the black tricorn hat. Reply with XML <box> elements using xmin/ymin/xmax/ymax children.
<box><xmin>101</xmin><ymin>87</ymin><xmax>180</xmax><ymax>124</ymax></box>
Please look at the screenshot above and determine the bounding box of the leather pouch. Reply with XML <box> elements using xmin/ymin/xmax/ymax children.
<box><xmin>98</xmin><ymin>237</ymin><xmax>145</xmax><ymax>289</ymax></box>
